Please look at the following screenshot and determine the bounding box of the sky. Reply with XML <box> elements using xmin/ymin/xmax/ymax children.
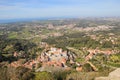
<box><xmin>0</xmin><ymin>0</ymin><xmax>120</xmax><ymax>20</ymax></box>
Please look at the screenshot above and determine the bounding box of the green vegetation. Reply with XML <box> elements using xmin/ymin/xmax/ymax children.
<box><xmin>0</xmin><ymin>66</ymin><xmax>34</xmax><ymax>80</ymax></box>
<box><xmin>34</xmin><ymin>72</ymin><xmax>55</xmax><ymax>80</ymax></box>
<box><xmin>0</xmin><ymin>18</ymin><xmax>120</xmax><ymax>80</ymax></box>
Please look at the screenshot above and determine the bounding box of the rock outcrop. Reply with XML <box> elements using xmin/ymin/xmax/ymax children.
<box><xmin>95</xmin><ymin>68</ymin><xmax>120</xmax><ymax>80</ymax></box>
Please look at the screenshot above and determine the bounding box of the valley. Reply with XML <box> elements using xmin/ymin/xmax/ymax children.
<box><xmin>0</xmin><ymin>18</ymin><xmax>120</xmax><ymax>80</ymax></box>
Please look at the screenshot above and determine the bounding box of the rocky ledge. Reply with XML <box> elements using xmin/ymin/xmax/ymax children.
<box><xmin>95</xmin><ymin>68</ymin><xmax>120</xmax><ymax>80</ymax></box>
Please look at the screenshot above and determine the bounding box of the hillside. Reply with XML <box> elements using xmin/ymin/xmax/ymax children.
<box><xmin>0</xmin><ymin>18</ymin><xmax>120</xmax><ymax>80</ymax></box>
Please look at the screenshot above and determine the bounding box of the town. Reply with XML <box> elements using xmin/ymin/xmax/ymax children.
<box><xmin>0</xmin><ymin>18</ymin><xmax>120</xmax><ymax>80</ymax></box>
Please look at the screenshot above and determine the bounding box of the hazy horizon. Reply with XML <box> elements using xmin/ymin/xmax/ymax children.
<box><xmin>0</xmin><ymin>0</ymin><xmax>120</xmax><ymax>20</ymax></box>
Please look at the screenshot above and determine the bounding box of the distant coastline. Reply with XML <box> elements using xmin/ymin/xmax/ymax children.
<box><xmin>0</xmin><ymin>16</ymin><xmax>120</xmax><ymax>24</ymax></box>
<box><xmin>0</xmin><ymin>16</ymin><xmax>74</xmax><ymax>24</ymax></box>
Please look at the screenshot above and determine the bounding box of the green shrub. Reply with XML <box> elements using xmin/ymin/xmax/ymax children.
<box><xmin>34</xmin><ymin>71</ymin><xmax>55</xmax><ymax>80</ymax></box>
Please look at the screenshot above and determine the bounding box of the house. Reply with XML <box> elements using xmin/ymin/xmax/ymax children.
<box><xmin>76</xmin><ymin>66</ymin><xmax>82</xmax><ymax>72</ymax></box>
<box><xmin>13</xmin><ymin>52</ymin><xmax>18</xmax><ymax>57</ymax></box>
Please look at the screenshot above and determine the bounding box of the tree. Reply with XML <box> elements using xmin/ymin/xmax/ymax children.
<box><xmin>110</xmin><ymin>55</ymin><xmax>119</xmax><ymax>62</ymax></box>
<box><xmin>34</xmin><ymin>72</ymin><xmax>55</xmax><ymax>80</ymax></box>
<box><xmin>15</xmin><ymin>66</ymin><xmax>34</xmax><ymax>80</ymax></box>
